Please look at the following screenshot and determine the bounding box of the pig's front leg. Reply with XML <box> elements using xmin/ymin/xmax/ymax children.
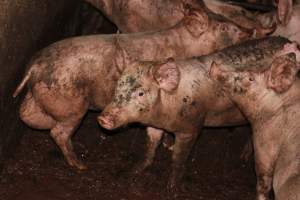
<box><xmin>132</xmin><ymin>127</ymin><xmax>164</xmax><ymax>174</ymax></box>
<box><xmin>253</xmin><ymin>130</ymin><xmax>280</xmax><ymax>200</ymax></box>
<box><xmin>167</xmin><ymin>131</ymin><xmax>199</xmax><ymax>192</ymax></box>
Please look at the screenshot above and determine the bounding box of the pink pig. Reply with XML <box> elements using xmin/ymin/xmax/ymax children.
<box><xmin>98</xmin><ymin>36</ymin><xmax>293</xmax><ymax>191</ymax></box>
<box><xmin>13</xmin><ymin>6</ymin><xmax>254</xmax><ymax>170</ymax></box>
<box><xmin>209</xmin><ymin>42</ymin><xmax>300</xmax><ymax>200</ymax></box>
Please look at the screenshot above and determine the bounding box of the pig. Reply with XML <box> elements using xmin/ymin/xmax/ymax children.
<box><xmin>85</xmin><ymin>0</ymin><xmax>271</xmax><ymax>35</ymax></box>
<box><xmin>257</xmin><ymin>1</ymin><xmax>300</xmax><ymax>44</ymax></box>
<box><xmin>240</xmin><ymin>0</ymin><xmax>300</xmax><ymax>160</ymax></box>
<box><xmin>209</xmin><ymin>43</ymin><xmax>300</xmax><ymax>200</ymax></box>
<box><xmin>13</xmin><ymin>7</ymin><xmax>255</xmax><ymax>170</ymax></box>
<box><xmin>98</xmin><ymin>36</ymin><xmax>293</xmax><ymax>191</ymax></box>
<box><xmin>84</xmin><ymin>0</ymin><xmax>202</xmax><ymax>33</ymax></box>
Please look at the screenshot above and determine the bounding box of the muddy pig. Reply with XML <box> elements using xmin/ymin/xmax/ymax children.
<box><xmin>98</xmin><ymin>36</ymin><xmax>294</xmax><ymax>191</ymax></box>
<box><xmin>85</xmin><ymin>0</ymin><xmax>271</xmax><ymax>35</ymax></box>
<box><xmin>84</xmin><ymin>0</ymin><xmax>202</xmax><ymax>33</ymax></box>
<box><xmin>239</xmin><ymin>0</ymin><xmax>300</xmax><ymax>160</ymax></box>
<box><xmin>257</xmin><ymin>0</ymin><xmax>300</xmax><ymax>44</ymax></box>
<box><xmin>209</xmin><ymin>43</ymin><xmax>300</xmax><ymax>200</ymax></box>
<box><xmin>13</xmin><ymin>7</ymin><xmax>255</xmax><ymax>170</ymax></box>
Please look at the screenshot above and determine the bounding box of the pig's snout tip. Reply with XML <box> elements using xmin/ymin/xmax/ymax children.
<box><xmin>98</xmin><ymin>115</ymin><xmax>115</xmax><ymax>130</ymax></box>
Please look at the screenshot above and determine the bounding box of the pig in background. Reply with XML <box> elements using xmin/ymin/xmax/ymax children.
<box><xmin>209</xmin><ymin>43</ymin><xmax>300</xmax><ymax>200</ymax></box>
<box><xmin>13</xmin><ymin>6</ymin><xmax>255</xmax><ymax>170</ymax></box>
<box><xmin>257</xmin><ymin>0</ymin><xmax>300</xmax><ymax>44</ymax></box>
<box><xmin>98</xmin><ymin>36</ymin><xmax>293</xmax><ymax>192</ymax></box>
<box><xmin>84</xmin><ymin>0</ymin><xmax>298</xmax><ymax>41</ymax></box>
<box><xmin>84</xmin><ymin>0</ymin><xmax>273</xmax><ymax>35</ymax></box>
<box><xmin>83</xmin><ymin>0</ymin><xmax>276</xmax><ymax>157</ymax></box>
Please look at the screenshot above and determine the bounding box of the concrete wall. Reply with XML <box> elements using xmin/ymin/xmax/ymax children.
<box><xmin>0</xmin><ymin>0</ymin><xmax>79</xmax><ymax>169</ymax></box>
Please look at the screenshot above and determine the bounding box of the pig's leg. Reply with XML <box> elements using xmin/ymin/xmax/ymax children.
<box><xmin>167</xmin><ymin>132</ymin><xmax>199</xmax><ymax>192</ymax></box>
<box><xmin>132</xmin><ymin>127</ymin><xmax>164</xmax><ymax>173</ymax></box>
<box><xmin>19</xmin><ymin>92</ymin><xmax>55</xmax><ymax>129</ymax></box>
<box><xmin>253</xmin><ymin>132</ymin><xmax>280</xmax><ymax>200</ymax></box>
<box><xmin>50</xmin><ymin>119</ymin><xmax>87</xmax><ymax>170</ymax></box>
<box><xmin>32</xmin><ymin>82</ymin><xmax>88</xmax><ymax>170</ymax></box>
<box><xmin>21</xmin><ymin>91</ymin><xmax>87</xmax><ymax>170</ymax></box>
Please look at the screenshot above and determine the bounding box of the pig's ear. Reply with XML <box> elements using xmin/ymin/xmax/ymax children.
<box><xmin>115</xmin><ymin>48</ymin><xmax>135</xmax><ymax>73</ymax></box>
<box><xmin>209</xmin><ymin>62</ymin><xmax>229</xmax><ymax>84</ymax></box>
<box><xmin>277</xmin><ymin>0</ymin><xmax>293</xmax><ymax>25</ymax></box>
<box><xmin>184</xmin><ymin>8</ymin><xmax>209</xmax><ymax>38</ymax></box>
<box><xmin>267</xmin><ymin>53</ymin><xmax>298</xmax><ymax>93</ymax></box>
<box><xmin>153</xmin><ymin>58</ymin><xmax>180</xmax><ymax>93</ymax></box>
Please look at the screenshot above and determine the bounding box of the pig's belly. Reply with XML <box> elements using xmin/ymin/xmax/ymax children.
<box><xmin>204</xmin><ymin>106</ymin><xmax>247</xmax><ymax>127</ymax></box>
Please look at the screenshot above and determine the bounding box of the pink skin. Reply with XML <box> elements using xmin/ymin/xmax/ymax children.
<box><xmin>84</xmin><ymin>0</ymin><xmax>270</xmax><ymax>33</ymax></box>
<box><xmin>276</xmin><ymin>0</ymin><xmax>293</xmax><ymax>25</ymax></box>
<box><xmin>209</xmin><ymin>43</ymin><xmax>300</xmax><ymax>200</ymax></box>
<box><xmin>98</xmin><ymin>37</ymin><xmax>292</xmax><ymax>191</ymax></box>
<box><xmin>257</xmin><ymin>0</ymin><xmax>300</xmax><ymax>44</ymax></box>
<box><xmin>240</xmin><ymin>17</ymin><xmax>300</xmax><ymax>159</ymax></box>
<box><xmin>13</xmin><ymin>7</ymin><xmax>255</xmax><ymax>170</ymax></box>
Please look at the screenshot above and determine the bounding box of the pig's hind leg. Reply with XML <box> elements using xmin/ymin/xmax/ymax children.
<box><xmin>32</xmin><ymin>83</ymin><xmax>89</xmax><ymax>170</ymax></box>
<box><xmin>47</xmin><ymin>99</ymin><xmax>88</xmax><ymax>170</ymax></box>
<box><xmin>20</xmin><ymin>91</ymin><xmax>55</xmax><ymax>129</ymax></box>
<box><xmin>50</xmin><ymin>119</ymin><xmax>87</xmax><ymax>170</ymax></box>
<box><xmin>20</xmin><ymin>91</ymin><xmax>88</xmax><ymax>170</ymax></box>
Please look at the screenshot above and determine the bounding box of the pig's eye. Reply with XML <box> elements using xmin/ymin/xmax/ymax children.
<box><xmin>249</xmin><ymin>77</ymin><xmax>254</xmax><ymax>81</ymax></box>
<box><xmin>139</xmin><ymin>92</ymin><xmax>144</xmax><ymax>96</ymax></box>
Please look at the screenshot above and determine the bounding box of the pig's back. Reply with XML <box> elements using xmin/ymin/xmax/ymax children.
<box><xmin>28</xmin><ymin>35</ymin><xmax>116</xmax><ymax>86</ymax></box>
<box><xmin>200</xmin><ymin>36</ymin><xmax>290</xmax><ymax>70</ymax></box>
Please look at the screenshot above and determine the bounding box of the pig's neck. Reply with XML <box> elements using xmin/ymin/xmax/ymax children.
<box><xmin>232</xmin><ymin>79</ymin><xmax>300</xmax><ymax>130</ymax></box>
<box><xmin>148</xmin><ymin>60</ymin><xmax>225</xmax><ymax>133</ymax></box>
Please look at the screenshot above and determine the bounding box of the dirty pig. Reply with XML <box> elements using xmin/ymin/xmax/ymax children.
<box><xmin>98</xmin><ymin>36</ymin><xmax>295</xmax><ymax>191</ymax></box>
<box><xmin>209</xmin><ymin>43</ymin><xmax>300</xmax><ymax>200</ymax></box>
<box><xmin>257</xmin><ymin>0</ymin><xmax>300</xmax><ymax>44</ymax></box>
<box><xmin>13</xmin><ymin>6</ymin><xmax>254</xmax><ymax>170</ymax></box>
<box><xmin>85</xmin><ymin>0</ymin><xmax>272</xmax><ymax>37</ymax></box>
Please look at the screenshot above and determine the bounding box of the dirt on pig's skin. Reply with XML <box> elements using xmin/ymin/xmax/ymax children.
<box><xmin>0</xmin><ymin>113</ymin><xmax>256</xmax><ymax>200</ymax></box>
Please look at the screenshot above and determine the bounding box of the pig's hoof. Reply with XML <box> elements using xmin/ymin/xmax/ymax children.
<box><xmin>166</xmin><ymin>179</ymin><xmax>187</xmax><ymax>195</ymax></box>
<box><xmin>166</xmin><ymin>180</ymin><xmax>178</xmax><ymax>194</ymax></box>
<box><xmin>69</xmin><ymin>160</ymin><xmax>88</xmax><ymax>171</ymax></box>
<box><xmin>76</xmin><ymin>164</ymin><xmax>88</xmax><ymax>171</ymax></box>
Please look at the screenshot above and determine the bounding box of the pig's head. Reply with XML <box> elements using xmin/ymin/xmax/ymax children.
<box><xmin>98</xmin><ymin>59</ymin><xmax>180</xmax><ymax>130</ymax></box>
<box><xmin>181</xmin><ymin>5</ymin><xmax>253</xmax><ymax>44</ymax></box>
<box><xmin>209</xmin><ymin>53</ymin><xmax>299</xmax><ymax>102</ymax></box>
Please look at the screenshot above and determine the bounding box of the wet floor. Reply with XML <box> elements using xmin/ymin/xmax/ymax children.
<box><xmin>0</xmin><ymin>113</ymin><xmax>256</xmax><ymax>200</ymax></box>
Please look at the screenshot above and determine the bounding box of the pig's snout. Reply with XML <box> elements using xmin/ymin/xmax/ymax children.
<box><xmin>98</xmin><ymin>108</ymin><xmax>121</xmax><ymax>130</ymax></box>
<box><xmin>98</xmin><ymin>113</ymin><xmax>116</xmax><ymax>130</ymax></box>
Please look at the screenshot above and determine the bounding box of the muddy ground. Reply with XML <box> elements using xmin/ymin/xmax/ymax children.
<box><xmin>0</xmin><ymin>112</ymin><xmax>256</xmax><ymax>200</ymax></box>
